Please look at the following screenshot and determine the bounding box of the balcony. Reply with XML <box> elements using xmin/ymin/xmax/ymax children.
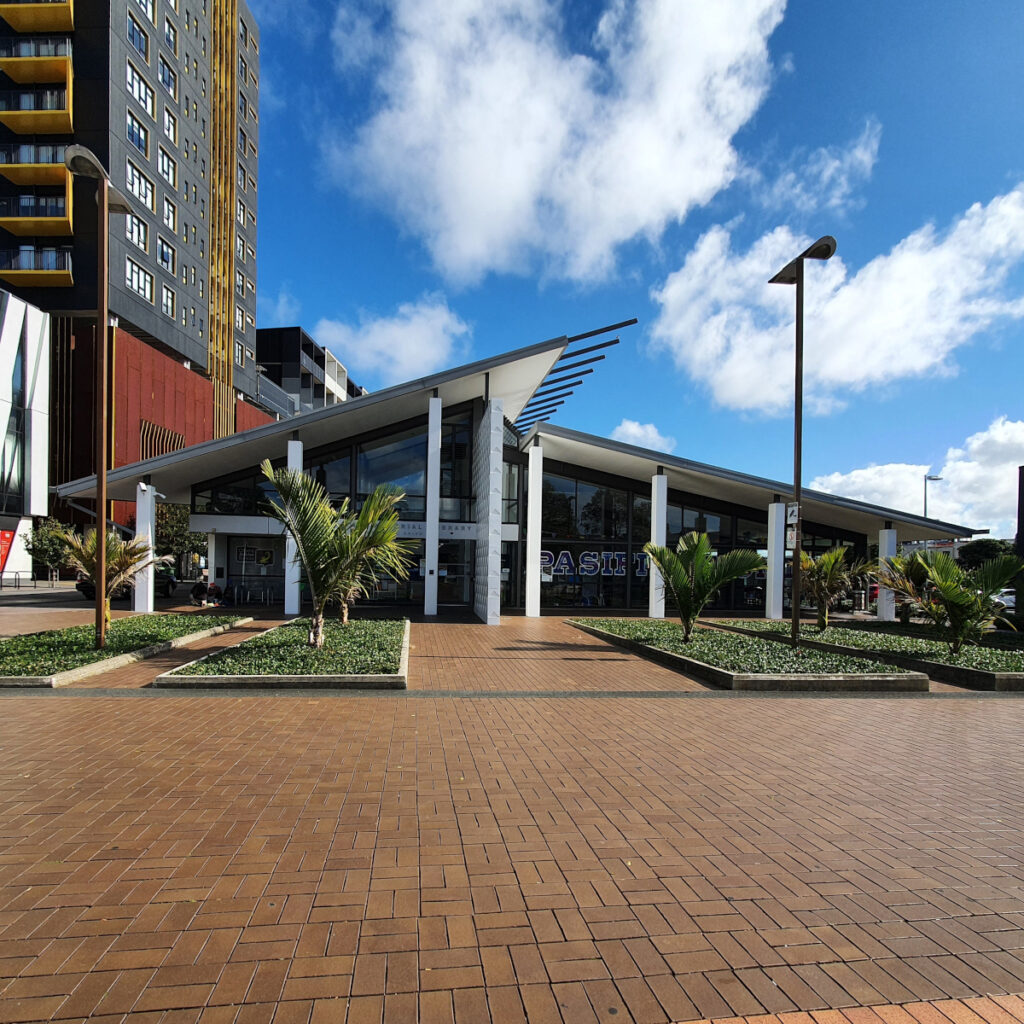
<box><xmin>0</xmin><ymin>181</ymin><xmax>71</xmax><ymax>234</ymax></box>
<box><xmin>254</xmin><ymin>374</ymin><xmax>297</xmax><ymax>420</ymax></box>
<box><xmin>0</xmin><ymin>142</ymin><xmax>65</xmax><ymax>185</ymax></box>
<box><xmin>0</xmin><ymin>76</ymin><xmax>71</xmax><ymax>134</ymax></box>
<box><xmin>0</xmin><ymin>245</ymin><xmax>72</xmax><ymax>286</ymax></box>
<box><xmin>0</xmin><ymin>0</ymin><xmax>74</xmax><ymax>33</ymax></box>
<box><xmin>0</xmin><ymin>35</ymin><xmax>70</xmax><ymax>83</ymax></box>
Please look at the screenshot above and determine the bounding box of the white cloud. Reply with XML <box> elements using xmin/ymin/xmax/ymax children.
<box><xmin>327</xmin><ymin>0</ymin><xmax>786</xmax><ymax>283</ymax></box>
<box><xmin>810</xmin><ymin>417</ymin><xmax>1024</xmax><ymax>537</ymax></box>
<box><xmin>650</xmin><ymin>183</ymin><xmax>1024</xmax><ymax>414</ymax></box>
<box><xmin>754</xmin><ymin>118</ymin><xmax>881</xmax><ymax>215</ymax></box>
<box><xmin>313</xmin><ymin>294</ymin><xmax>471</xmax><ymax>386</ymax></box>
<box><xmin>259</xmin><ymin>286</ymin><xmax>301</xmax><ymax>328</ymax></box>
<box><xmin>610</xmin><ymin>419</ymin><xmax>676</xmax><ymax>453</ymax></box>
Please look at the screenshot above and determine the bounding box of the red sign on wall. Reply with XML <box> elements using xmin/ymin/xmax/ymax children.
<box><xmin>0</xmin><ymin>530</ymin><xmax>14</xmax><ymax>573</ymax></box>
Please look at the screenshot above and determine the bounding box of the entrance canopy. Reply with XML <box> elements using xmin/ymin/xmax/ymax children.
<box><xmin>522</xmin><ymin>423</ymin><xmax>980</xmax><ymax>542</ymax></box>
<box><xmin>56</xmin><ymin>334</ymin><xmax>572</xmax><ymax>503</ymax></box>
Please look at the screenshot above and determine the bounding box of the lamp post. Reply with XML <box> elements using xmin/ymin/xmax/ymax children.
<box><xmin>769</xmin><ymin>235</ymin><xmax>837</xmax><ymax>646</ymax></box>
<box><xmin>923</xmin><ymin>474</ymin><xmax>942</xmax><ymax>518</ymax></box>
<box><xmin>64</xmin><ymin>145</ymin><xmax>132</xmax><ymax>649</ymax></box>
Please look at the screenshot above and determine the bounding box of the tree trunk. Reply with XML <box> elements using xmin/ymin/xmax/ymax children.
<box><xmin>340</xmin><ymin>601</ymin><xmax>349</xmax><ymax>625</ymax></box>
<box><xmin>816</xmin><ymin>605</ymin><xmax>828</xmax><ymax>631</ymax></box>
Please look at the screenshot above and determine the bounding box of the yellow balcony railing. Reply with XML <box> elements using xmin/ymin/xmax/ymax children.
<box><xmin>0</xmin><ymin>0</ymin><xmax>73</xmax><ymax>33</ymax></box>
<box><xmin>0</xmin><ymin>173</ymin><xmax>71</xmax><ymax>235</ymax></box>
<box><xmin>0</xmin><ymin>142</ymin><xmax>66</xmax><ymax>185</ymax></box>
<box><xmin>0</xmin><ymin>58</ymin><xmax>72</xmax><ymax>133</ymax></box>
<box><xmin>0</xmin><ymin>37</ymin><xmax>71</xmax><ymax>84</ymax></box>
<box><xmin>0</xmin><ymin>246</ymin><xmax>73</xmax><ymax>287</ymax></box>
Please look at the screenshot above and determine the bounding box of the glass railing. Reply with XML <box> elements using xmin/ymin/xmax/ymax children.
<box><xmin>0</xmin><ymin>195</ymin><xmax>65</xmax><ymax>217</ymax></box>
<box><xmin>0</xmin><ymin>88</ymin><xmax>66</xmax><ymax>111</ymax></box>
<box><xmin>0</xmin><ymin>36</ymin><xmax>71</xmax><ymax>57</ymax></box>
<box><xmin>0</xmin><ymin>143</ymin><xmax>65</xmax><ymax>164</ymax></box>
<box><xmin>0</xmin><ymin>247</ymin><xmax>71</xmax><ymax>270</ymax></box>
<box><xmin>254</xmin><ymin>374</ymin><xmax>296</xmax><ymax>419</ymax></box>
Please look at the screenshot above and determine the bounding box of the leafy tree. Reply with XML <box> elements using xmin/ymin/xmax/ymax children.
<box><xmin>877</xmin><ymin>549</ymin><xmax>1024</xmax><ymax>653</ymax></box>
<box><xmin>956</xmin><ymin>538</ymin><xmax>1014</xmax><ymax>570</ymax></box>
<box><xmin>60</xmin><ymin>528</ymin><xmax>170</xmax><ymax>646</ymax></box>
<box><xmin>155</xmin><ymin>503</ymin><xmax>206</xmax><ymax>576</ymax></box>
<box><xmin>644</xmin><ymin>532</ymin><xmax>766</xmax><ymax>642</ymax></box>
<box><xmin>260</xmin><ymin>460</ymin><xmax>414</xmax><ymax>648</ymax></box>
<box><xmin>23</xmin><ymin>517</ymin><xmax>69</xmax><ymax>582</ymax></box>
<box><xmin>800</xmin><ymin>546</ymin><xmax>871</xmax><ymax>631</ymax></box>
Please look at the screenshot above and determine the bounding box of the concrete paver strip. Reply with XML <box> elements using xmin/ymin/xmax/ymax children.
<box><xmin>0</xmin><ymin>616</ymin><xmax>1022</xmax><ymax>1022</ymax></box>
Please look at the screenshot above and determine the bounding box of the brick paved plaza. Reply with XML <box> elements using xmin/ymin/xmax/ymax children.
<box><xmin>2</xmin><ymin>615</ymin><xmax>1024</xmax><ymax>1022</ymax></box>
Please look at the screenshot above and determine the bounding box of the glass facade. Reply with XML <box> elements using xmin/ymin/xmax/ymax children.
<box><xmin>0</xmin><ymin>341</ymin><xmax>24</xmax><ymax>516</ymax></box>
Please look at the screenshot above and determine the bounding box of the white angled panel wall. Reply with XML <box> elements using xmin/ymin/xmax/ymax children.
<box><xmin>472</xmin><ymin>398</ymin><xmax>503</xmax><ymax>625</ymax></box>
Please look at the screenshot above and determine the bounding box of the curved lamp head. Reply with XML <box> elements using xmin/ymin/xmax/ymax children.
<box><xmin>769</xmin><ymin>235</ymin><xmax>837</xmax><ymax>285</ymax></box>
<box><xmin>64</xmin><ymin>144</ymin><xmax>107</xmax><ymax>179</ymax></box>
<box><xmin>925</xmin><ymin>474</ymin><xmax>943</xmax><ymax>482</ymax></box>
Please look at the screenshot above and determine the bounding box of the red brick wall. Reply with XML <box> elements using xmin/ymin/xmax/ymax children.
<box><xmin>236</xmin><ymin>396</ymin><xmax>275</xmax><ymax>433</ymax></box>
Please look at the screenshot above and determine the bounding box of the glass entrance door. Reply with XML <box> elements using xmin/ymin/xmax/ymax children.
<box><xmin>437</xmin><ymin>540</ymin><xmax>473</xmax><ymax>605</ymax></box>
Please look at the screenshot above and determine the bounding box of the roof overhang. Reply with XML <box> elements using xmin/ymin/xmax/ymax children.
<box><xmin>522</xmin><ymin>423</ymin><xmax>983</xmax><ymax>542</ymax></box>
<box><xmin>57</xmin><ymin>335</ymin><xmax>569</xmax><ymax>503</ymax></box>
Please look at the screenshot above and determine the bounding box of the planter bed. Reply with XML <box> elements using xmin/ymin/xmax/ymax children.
<box><xmin>707</xmin><ymin>620</ymin><xmax>1024</xmax><ymax>691</ymax></box>
<box><xmin>156</xmin><ymin>618</ymin><xmax>410</xmax><ymax>688</ymax></box>
<box><xmin>0</xmin><ymin>614</ymin><xmax>251</xmax><ymax>688</ymax></box>
<box><xmin>841</xmin><ymin>618</ymin><xmax>1024</xmax><ymax>651</ymax></box>
<box><xmin>569</xmin><ymin>619</ymin><xmax>926</xmax><ymax>692</ymax></box>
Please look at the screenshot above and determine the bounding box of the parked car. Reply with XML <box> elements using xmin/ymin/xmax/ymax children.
<box><xmin>76</xmin><ymin>567</ymin><xmax>177</xmax><ymax>601</ymax></box>
<box><xmin>996</xmin><ymin>588</ymin><xmax>1016</xmax><ymax>611</ymax></box>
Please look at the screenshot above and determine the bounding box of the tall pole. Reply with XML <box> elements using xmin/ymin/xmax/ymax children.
<box><xmin>923</xmin><ymin>473</ymin><xmax>927</xmax><ymax>519</ymax></box>
<box><xmin>95</xmin><ymin>177</ymin><xmax>109</xmax><ymax>649</ymax></box>
<box><xmin>791</xmin><ymin>259</ymin><xmax>804</xmax><ymax>646</ymax></box>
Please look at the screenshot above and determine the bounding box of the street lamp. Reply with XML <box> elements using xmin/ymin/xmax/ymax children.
<box><xmin>64</xmin><ymin>145</ymin><xmax>132</xmax><ymax>649</ymax></box>
<box><xmin>769</xmin><ymin>235</ymin><xmax>837</xmax><ymax>646</ymax></box>
<box><xmin>924</xmin><ymin>474</ymin><xmax>942</xmax><ymax>518</ymax></box>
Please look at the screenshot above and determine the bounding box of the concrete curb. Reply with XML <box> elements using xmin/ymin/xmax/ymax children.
<box><xmin>568</xmin><ymin>620</ymin><xmax>929</xmax><ymax>692</ymax></box>
<box><xmin>0</xmin><ymin>617</ymin><xmax>255</xmax><ymax>688</ymax></box>
<box><xmin>153</xmin><ymin>618</ymin><xmax>410</xmax><ymax>689</ymax></box>
<box><xmin>706</xmin><ymin>620</ymin><xmax>1024</xmax><ymax>691</ymax></box>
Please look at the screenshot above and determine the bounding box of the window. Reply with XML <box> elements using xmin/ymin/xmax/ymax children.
<box><xmin>133</xmin><ymin>0</ymin><xmax>154</xmax><ymax>22</ymax></box>
<box><xmin>126</xmin><ymin>111</ymin><xmax>148</xmax><ymax>155</ymax></box>
<box><xmin>163</xmin><ymin>195</ymin><xmax>176</xmax><ymax>230</ymax></box>
<box><xmin>237</xmin><ymin>126</ymin><xmax>246</xmax><ymax>152</ymax></box>
<box><xmin>161</xmin><ymin>284</ymin><xmax>175</xmax><ymax>317</ymax></box>
<box><xmin>238</xmin><ymin>93</ymin><xmax>246</xmax><ymax>120</ymax></box>
<box><xmin>238</xmin><ymin>54</ymin><xmax>247</xmax><ymax>80</ymax></box>
<box><xmin>235</xmin><ymin>305</ymin><xmax>245</xmax><ymax>331</ymax></box>
<box><xmin>164</xmin><ymin>19</ymin><xmax>178</xmax><ymax>54</ymax></box>
<box><xmin>235</xmin><ymin>269</ymin><xmax>244</xmax><ymax>296</ymax></box>
<box><xmin>235</xmin><ymin>234</ymin><xmax>244</xmax><ymax>260</ymax></box>
<box><xmin>239</xmin><ymin>21</ymin><xmax>248</xmax><ymax>47</ymax></box>
<box><xmin>158</xmin><ymin>147</ymin><xmax>176</xmax><ymax>187</ymax></box>
<box><xmin>127</xmin><ymin>61</ymin><xmax>154</xmax><ymax>117</ymax></box>
<box><xmin>157</xmin><ymin>236</ymin><xmax>175</xmax><ymax>274</ymax></box>
<box><xmin>236</xmin><ymin>163</ymin><xmax>245</xmax><ymax>190</ymax></box>
<box><xmin>126</xmin><ymin>160</ymin><xmax>154</xmax><ymax>209</ymax></box>
<box><xmin>236</xmin><ymin>197</ymin><xmax>245</xmax><ymax>225</ymax></box>
<box><xmin>127</xmin><ymin>14</ymin><xmax>148</xmax><ymax>60</ymax></box>
<box><xmin>158</xmin><ymin>57</ymin><xmax>177</xmax><ymax>98</ymax></box>
<box><xmin>235</xmin><ymin>340</ymin><xmax>244</xmax><ymax>365</ymax></box>
<box><xmin>125</xmin><ymin>213</ymin><xmax>148</xmax><ymax>251</ymax></box>
<box><xmin>163</xmin><ymin>107</ymin><xmax>177</xmax><ymax>143</ymax></box>
<box><xmin>126</xmin><ymin>257</ymin><xmax>153</xmax><ymax>301</ymax></box>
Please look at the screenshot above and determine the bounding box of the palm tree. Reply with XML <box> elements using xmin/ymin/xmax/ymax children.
<box><xmin>877</xmin><ymin>549</ymin><xmax>1023</xmax><ymax>654</ymax></box>
<box><xmin>800</xmin><ymin>546</ymin><xmax>870</xmax><ymax>631</ymax></box>
<box><xmin>644</xmin><ymin>531</ymin><xmax>766</xmax><ymax>641</ymax></box>
<box><xmin>61</xmin><ymin>528</ymin><xmax>168</xmax><ymax>644</ymax></box>
<box><xmin>260</xmin><ymin>460</ymin><xmax>413</xmax><ymax>648</ymax></box>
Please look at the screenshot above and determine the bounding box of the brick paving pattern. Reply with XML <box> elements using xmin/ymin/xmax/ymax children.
<box><xmin>0</xmin><ymin>615</ymin><xmax>1023</xmax><ymax>1021</ymax></box>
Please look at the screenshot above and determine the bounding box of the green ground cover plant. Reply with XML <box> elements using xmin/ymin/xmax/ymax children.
<box><xmin>575</xmin><ymin>619</ymin><xmax>904</xmax><ymax>674</ymax></box>
<box><xmin>0</xmin><ymin>614</ymin><xmax>240</xmax><ymax>676</ymax></box>
<box><xmin>713</xmin><ymin>619</ymin><xmax>1024</xmax><ymax>672</ymax></box>
<box><xmin>174</xmin><ymin>618</ymin><xmax>405</xmax><ymax>676</ymax></box>
<box><xmin>842</xmin><ymin>619</ymin><xmax>1024</xmax><ymax>650</ymax></box>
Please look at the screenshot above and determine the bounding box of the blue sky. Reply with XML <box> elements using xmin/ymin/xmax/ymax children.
<box><xmin>248</xmin><ymin>0</ymin><xmax>1024</xmax><ymax>537</ymax></box>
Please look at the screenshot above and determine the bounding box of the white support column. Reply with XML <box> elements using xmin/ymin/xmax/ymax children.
<box><xmin>207</xmin><ymin>532</ymin><xmax>217</xmax><ymax>589</ymax></box>
<box><xmin>284</xmin><ymin>438</ymin><xmax>303</xmax><ymax>616</ymax></box>
<box><xmin>473</xmin><ymin>398</ymin><xmax>504</xmax><ymax>625</ymax></box>
<box><xmin>424</xmin><ymin>396</ymin><xmax>442</xmax><ymax>616</ymax></box>
<box><xmin>648</xmin><ymin>472</ymin><xmax>668</xmax><ymax>618</ymax></box>
<box><xmin>766</xmin><ymin>502</ymin><xmax>786</xmax><ymax>619</ymax></box>
<box><xmin>132</xmin><ymin>481</ymin><xmax>157</xmax><ymax>613</ymax></box>
<box><xmin>525</xmin><ymin>442</ymin><xmax>543</xmax><ymax>618</ymax></box>
<box><xmin>877</xmin><ymin>527</ymin><xmax>897</xmax><ymax>622</ymax></box>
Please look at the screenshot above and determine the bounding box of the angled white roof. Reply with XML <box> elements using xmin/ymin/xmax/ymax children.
<box><xmin>57</xmin><ymin>334</ymin><xmax>569</xmax><ymax>503</ymax></box>
<box><xmin>522</xmin><ymin>423</ymin><xmax>982</xmax><ymax>542</ymax></box>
